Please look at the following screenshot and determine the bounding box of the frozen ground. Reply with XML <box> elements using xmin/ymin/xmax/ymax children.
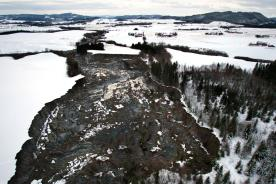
<box><xmin>167</xmin><ymin>48</ymin><xmax>257</xmax><ymax>71</ymax></box>
<box><xmin>0</xmin><ymin>23</ymin><xmax>62</xmax><ymax>33</ymax></box>
<box><xmin>0</xmin><ymin>53</ymin><xmax>82</xmax><ymax>183</ymax></box>
<box><xmin>0</xmin><ymin>30</ymin><xmax>88</xmax><ymax>54</ymax></box>
<box><xmin>88</xmin><ymin>43</ymin><xmax>140</xmax><ymax>55</ymax></box>
<box><xmin>103</xmin><ymin>21</ymin><xmax>276</xmax><ymax>61</ymax></box>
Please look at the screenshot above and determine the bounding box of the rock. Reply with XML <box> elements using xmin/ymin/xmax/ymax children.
<box><xmin>10</xmin><ymin>52</ymin><xmax>219</xmax><ymax>184</ymax></box>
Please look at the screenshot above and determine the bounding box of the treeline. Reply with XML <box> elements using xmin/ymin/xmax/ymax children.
<box><xmin>151</xmin><ymin>61</ymin><xmax>179</xmax><ymax>86</ymax></box>
<box><xmin>104</xmin><ymin>40</ymin><xmax>127</xmax><ymax>47</ymax></box>
<box><xmin>76</xmin><ymin>42</ymin><xmax>104</xmax><ymax>54</ymax></box>
<box><xmin>234</xmin><ymin>56</ymin><xmax>273</xmax><ymax>63</ymax></box>
<box><xmin>132</xmin><ymin>41</ymin><xmax>179</xmax><ymax>86</ymax></box>
<box><xmin>132</xmin><ymin>42</ymin><xmax>229</xmax><ymax>57</ymax></box>
<box><xmin>131</xmin><ymin>42</ymin><xmax>164</xmax><ymax>55</ymax></box>
<box><xmin>178</xmin><ymin>64</ymin><xmax>275</xmax><ymax>183</ymax></box>
<box><xmin>76</xmin><ymin>31</ymin><xmax>107</xmax><ymax>54</ymax></box>
<box><xmin>165</xmin><ymin>44</ymin><xmax>229</xmax><ymax>57</ymax></box>
<box><xmin>182</xmin><ymin>63</ymin><xmax>275</xmax><ymax>128</ymax></box>
<box><xmin>253</xmin><ymin>61</ymin><xmax>276</xmax><ymax>85</ymax></box>
<box><xmin>147</xmin><ymin>45</ymin><xmax>276</xmax><ymax>183</ymax></box>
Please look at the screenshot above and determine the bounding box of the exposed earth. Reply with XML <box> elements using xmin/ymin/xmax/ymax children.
<box><xmin>9</xmin><ymin>51</ymin><xmax>220</xmax><ymax>183</ymax></box>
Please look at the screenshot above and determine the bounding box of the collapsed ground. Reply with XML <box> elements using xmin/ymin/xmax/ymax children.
<box><xmin>9</xmin><ymin>51</ymin><xmax>219</xmax><ymax>183</ymax></box>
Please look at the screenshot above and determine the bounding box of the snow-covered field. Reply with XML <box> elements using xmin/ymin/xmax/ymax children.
<box><xmin>0</xmin><ymin>23</ymin><xmax>62</xmax><ymax>33</ymax></box>
<box><xmin>0</xmin><ymin>53</ymin><xmax>82</xmax><ymax>183</ymax></box>
<box><xmin>167</xmin><ymin>48</ymin><xmax>257</xmax><ymax>71</ymax></box>
<box><xmin>103</xmin><ymin>21</ymin><xmax>276</xmax><ymax>61</ymax></box>
<box><xmin>0</xmin><ymin>30</ymin><xmax>88</xmax><ymax>54</ymax></box>
<box><xmin>88</xmin><ymin>43</ymin><xmax>140</xmax><ymax>55</ymax></box>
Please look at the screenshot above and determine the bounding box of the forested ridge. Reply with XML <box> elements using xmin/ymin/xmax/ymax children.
<box><xmin>147</xmin><ymin>45</ymin><xmax>276</xmax><ymax>183</ymax></box>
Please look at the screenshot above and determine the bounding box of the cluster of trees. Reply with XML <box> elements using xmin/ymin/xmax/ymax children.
<box><xmin>165</xmin><ymin>44</ymin><xmax>229</xmax><ymax>57</ymax></box>
<box><xmin>132</xmin><ymin>39</ymin><xmax>180</xmax><ymax>86</ymax></box>
<box><xmin>66</xmin><ymin>56</ymin><xmax>80</xmax><ymax>77</ymax></box>
<box><xmin>131</xmin><ymin>41</ymin><xmax>164</xmax><ymax>55</ymax></box>
<box><xmin>104</xmin><ymin>40</ymin><xmax>127</xmax><ymax>47</ymax></box>
<box><xmin>253</xmin><ymin>61</ymin><xmax>276</xmax><ymax>85</ymax></box>
<box><xmin>76</xmin><ymin>31</ymin><xmax>106</xmax><ymax>54</ymax></box>
<box><xmin>147</xmin><ymin>50</ymin><xmax>276</xmax><ymax>183</ymax></box>
<box><xmin>234</xmin><ymin>56</ymin><xmax>272</xmax><ymax>64</ymax></box>
<box><xmin>131</xmin><ymin>39</ymin><xmax>228</xmax><ymax>57</ymax></box>
<box><xmin>76</xmin><ymin>41</ymin><xmax>104</xmax><ymax>54</ymax></box>
<box><xmin>151</xmin><ymin>61</ymin><xmax>179</xmax><ymax>86</ymax></box>
<box><xmin>178</xmin><ymin>63</ymin><xmax>276</xmax><ymax>183</ymax></box>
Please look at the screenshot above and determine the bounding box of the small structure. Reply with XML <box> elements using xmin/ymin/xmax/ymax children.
<box><xmin>155</xmin><ymin>32</ymin><xmax>178</xmax><ymax>37</ymax></box>
<box><xmin>205</xmin><ymin>32</ymin><xmax>224</xmax><ymax>36</ymax></box>
<box><xmin>249</xmin><ymin>41</ymin><xmax>275</xmax><ymax>48</ymax></box>
<box><xmin>255</xmin><ymin>34</ymin><xmax>270</xmax><ymax>38</ymax></box>
<box><xmin>128</xmin><ymin>32</ymin><xmax>144</xmax><ymax>37</ymax></box>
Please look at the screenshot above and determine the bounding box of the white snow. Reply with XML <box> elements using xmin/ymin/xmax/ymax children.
<box><xmin>82</xmin><ymin>123</ymin><xmax>113</xmax><ymax>140</ymax></box>
<box><xmin>31</xmin><ymin>179</ymin><xmax>43</xmax><ymax>184</ymax></box>
<box><xmin>104</xmin><ymin>21</ymin><xmax>276</xmax><ymax>61</ymax></box>
<box><xmin>115</xmin><ymin>104</ymin><xmax>124</xmax><ymax>109</ymax></box>
<box><xmin>96</xmin><ymin>156</ymin><xmax>109</xmax><ymax>162</ymax></box>
<box><xmin>53</xmin><ymin>179</ymin><xmax>66</xmax><ymax>184</ymax></box>
<box><xmin>0</xmin><ymin>53</ymin><xmax>83</xmax><ymax>183</ymax></box>
<box><xmin>157</xmin><ymin>131</ymin><xmax>163</xmax><ymax>136</ymax></box>
<box><xmin>94</xmin><ymin>172</ymin><xmax>103</xmax><ymax>177</ymax></box>
<box><xmin>181</xmin><ymin>144</ymin><xmax>186</xmax><ymax>152</ymax></box>
<box><xmin>88</xmin><ymin>43</ymin><xmax>140</xmax><ymax>55</ymax></box>
<box><xmin>118</xmin><ymin>145</ymin><xmax>128</xmax><ymax>150</ymax></box>
<box><xmin>150</xmin><ymin>146</ymin><xmax>161</xmax><ymax>152</ymax></box>
<box><xmin>0</xmin><ymin>30</ymin><xmax>88</xmax><ymax>54</ymax></box>
<box><xmin>107</xmin><ymin>148</ymin><xmax>113</xmax><ymax>155</ymax></box>
<box><xmin>176</xmin><ymin>161</ymin><xmax>186</xmax><ymax>167</ymax></box>
<box><xmin>167</xmin><ymin>48</ymin><xmax>257</xmax><ymax>71</ymax></box>
<box><xmin>0</xmin><ymin>24</ymin><xmax>62</xmax><ymax>33</ymax></box>
<box><xmin>158</xmin><ymin>169</ymin><xmax>181</xmax><ymax>184</ymax></box>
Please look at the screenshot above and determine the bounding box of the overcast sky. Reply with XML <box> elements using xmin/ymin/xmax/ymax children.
<box><xmin>0</xmin><ymin>0</ymin><xmax>276</xmax><ymax>17</ymax></box>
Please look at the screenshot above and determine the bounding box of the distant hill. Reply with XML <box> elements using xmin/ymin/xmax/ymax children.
<box><xmin>114</xmin><ymin>15</ymin><xmax>162</xmax><ymax>21</ymax></box>
<box><xmin>113</xmin><ymin>12</ymin><xmax>276</xmax><ymax>27</ymax></box>
<box><xmin>270</xmin><ymin>17</ymin><xmax>276</xmax><ymax>22</ymax></box>
<box><xmin>0</xmin><ymin>12</ymin><xmax>275</xmax><ymax>27</ymax></box>
<box><xmin>173</xmin><ymin>11</ymin><xmax>270</xmax><ymax>25</ymax></box>
<box><xmin>0</xmin><ymin>13</ymin><xmax>98</xmax><ymax>22</ymax></box>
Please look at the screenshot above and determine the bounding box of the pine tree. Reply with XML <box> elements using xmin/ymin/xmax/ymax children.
<box><xmin>222</xmin><ymin>171</ymin><xmax>230</xmax><ymax>184</ymax></box>
<box><xmin>243</xmin><ymin>124</ymin><xmax>252</xmax><ymax>140</ymax></box>
<box><xmin>214</xmin><ymin>114</ymin><xmax>221</xmax><ymax>129</ymax></box>
<box><xmin>209</xmin><ymin>109</ymin><xmax>216</xmax><ymax>128</ymax></box>
<box><xmin>246</xmin><ymin>107</ymin><xmax>253</xmax><ymax>121</ymax></box>
<box><xmin>235</xmin><ymin>142</ymin><xmax>241</xmax><ymax>154</ymax></box>
<box><xmin>180</xmin><ymin>72</ymin><xmax>188</xmax><ymax>92</ymax></box>
<box><xmin>204</xmin><ymin>89</ymin><xmax>210</xmax><ymax>112</ymax></box>
<box><xmin>252</xmin><ymin>119</ymin><xmax>258</xmax><ymax>133</ymax></box>
<box><xmin>244</xmin><ymin>178</ymin><xmax>250</xmax><ymax>184</ymax></box>
<box><xmin>246</xmin><ymin>158</ymin><xmax>256</xmax><ymax>176</ymax></box>
<box><xmin>225</xmin><ymin>142</ymin><xmax>230</xmax><ymax>156</ymax></box>
<box><xmin>204</xmin><ymin>177</ymin><xmax>210</xmax><ymax>184</ymax></box>
<box><xmin>195</xmin><ymin>175</ymin><xmax>203</xmax><ymax>184</ymax></box>
<box><xmin>241</xmin><ymin>137</ymin><xmax>254</xmax><ymax>158</ymax></box>
<box><xmin>253</xmin><ymin>141</ymin><xmax>268</xmax><ymax>161</ymax></box>
<box><xmin>228</xmin><ymin>114</ymin><xmax>238</xmax><ymax>136</ymax></box>
<box><xmin>214</xmin><ymin>166</ymin><xmax>223</xmax><ymax>184</ymax></box>
<box><xmin>235</xmin><ymin>160</ymin><xmax>243</xmax><ymax>174</ymax></box>
<box><xmin>219</xmin><ymin>115</ymin><xmax>228</xmax><ymax>138</ymax></box>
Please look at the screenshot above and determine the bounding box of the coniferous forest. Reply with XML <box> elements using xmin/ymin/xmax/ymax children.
<box><xmin>147</xmin><ymin>46</ymin><xmax>276</xmax><ymax>184</ymax></box>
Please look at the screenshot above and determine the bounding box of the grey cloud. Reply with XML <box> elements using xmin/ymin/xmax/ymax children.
<box><xmin>0</xmin><ymin>0</ymin><xmax>275</xmax><ymax>17</ymax></box>
<box><xmin>0</xmin><ymin>1</ymin><xmax>113</xmax><ymax>11</ymax></box>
